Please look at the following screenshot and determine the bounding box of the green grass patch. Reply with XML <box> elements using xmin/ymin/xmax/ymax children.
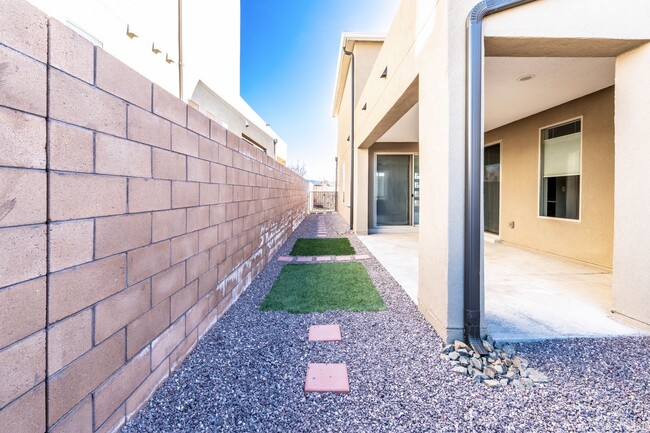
<box><xmin>290</xmin><ymin>238</ymin><xmax>356</xmax><ymax>256</ymax></box>
<box><xmin>260</xmin><ymin>262</ymin><xmax>386</xmax><ymax>313</ymax></box>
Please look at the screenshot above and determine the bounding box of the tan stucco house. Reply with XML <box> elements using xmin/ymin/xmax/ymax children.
<box><xmin>333</xmin><ymin>0</ymin><xmax>650</xmax><ymax>343</ymax></box>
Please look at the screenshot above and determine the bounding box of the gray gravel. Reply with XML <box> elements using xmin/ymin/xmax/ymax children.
<box><xmin>122</xmin><ymin>213</ymin><xmax>650</xmax><ymax>433</ymax></box>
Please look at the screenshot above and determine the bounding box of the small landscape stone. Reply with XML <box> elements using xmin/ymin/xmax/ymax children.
<box><xmin>449</xmin><ymin>352</ymin><xmax>460</xmax><ymax>361</ymax></box>
<box><xmin>452</xmin><ymin>366</ymin><xmax>467</xmax><ymax>374</ymax></box>
<box><xmin>484</xmin><ymin>379</ymin><xmax>501</xmax><ymax>388</ymax></box>
<box><xmin>521</xmin><ymin>378</ymin><xmax>534</xmax><ymax>387</ymax></box>
<box><xmin>454</xmin><ymin>340</ymin><xmax>469</xmax><ymax>351</ymax></box>
<box><xmin>502</xmin><ymin>345</ymin><xmax>516</xmax><ymax>357</ymax></box>
<box><xmin>528</xmin><ymin>369</ymin><xmax>549</xmax><ymax>383</ymax></box>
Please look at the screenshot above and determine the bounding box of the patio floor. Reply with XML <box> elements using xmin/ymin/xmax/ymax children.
<box><xmin>122</xmin><ymin>214</ymin><xmax>650</xmax><ymax>432</ymax></box>
<box><xmin>359</xmin><ymin>231</ymin><xmax>642</xmax><ymax>341</ymax></box>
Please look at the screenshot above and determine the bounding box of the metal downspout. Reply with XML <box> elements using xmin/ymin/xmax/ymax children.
<box><xmin>465</xmin><ymin>0</ymin><xmax>537</xmax><ymax>354</ymax></box>
<box><xmin>343</xmin><ymin>48</ymin><xmax>355</xmax><ymax>231</ymax></box>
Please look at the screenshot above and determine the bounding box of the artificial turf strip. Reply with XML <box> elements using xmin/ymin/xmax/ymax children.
<box><xmin>290</xmin><ymin>238</ymin><xmax>356</xmax><ymax>256</ymax></box>
<box><xmin>260</xmin><ymin>262</ymin><xmax>386</xmax><ymax>313</ymax></box>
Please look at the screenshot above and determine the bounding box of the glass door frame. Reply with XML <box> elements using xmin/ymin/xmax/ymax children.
<box><xmin>484</xmin><ymin>141</ymin><xmax>502</xmax><ymax>235</ymax></box>
<box><xmin>372</xmin><ymin>152</ymin><xmax>420</xmax><ymax>228</ymax></box>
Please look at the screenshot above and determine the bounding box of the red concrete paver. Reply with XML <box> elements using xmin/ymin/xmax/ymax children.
<box><xmin>296</xmin><ymin>256</ymin><xmax>313</xmax><ymax>262</ymax></box>
<box><xmin>354</xmin><ymin>254</ymin><xmax>371</xmax><ymax>260</ymax></box>
<box><xmin>304</xmin><ymin>363</ymin><xmax>349</xmax><ymax>393</ymax></box>
<box><xmin>316</xmin><ymin>256</ymin><xmax>332</xmax><ymax>262</ymax></box>
<box><xmin>336</xmin><ymin>256</ymin><xmax>351</xmax><ymax>261</ymax></box>
<box><xmin>308</xmin><ymin>324</ymin><xmax>342</xmax><ymax>342</ymax></box>
<box><xmin>278</xmin><ymin>256</ymin><xmax>293</xmax><ymax>262</ymax></box>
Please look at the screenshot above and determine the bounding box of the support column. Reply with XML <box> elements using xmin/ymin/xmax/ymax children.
<box><xmin>416</xmin><ymin>0</ymin><xmax>475</xmax><ymax>343</ymax></box>
<box><xmin>612</xmin><ymin>42</ymin><xmax>650</xmax><ymax>330</ymax></box>
<box><xmin>354</xmin><ymin>148</ymin><xmax>369</xmax><ymax>235</ymax></box>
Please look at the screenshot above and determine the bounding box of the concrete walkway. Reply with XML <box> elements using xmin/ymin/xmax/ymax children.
<box><xmin>357</xmin><ymin>232</ymin><xmax>419</xmax><ymax>303</ymax></box>
<box><xmin>358</xmin><ymin>231</ymin><xmax>642</xmax><ymax>341</ymax></box>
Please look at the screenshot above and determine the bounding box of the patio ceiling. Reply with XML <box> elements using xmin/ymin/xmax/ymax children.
<box><xmin>373</xmin><ymin>57</ymin><xmax>615</xmax><ymax>143</ymax></box>
<box><xmin>376</xmin><ymin>103</ymin><xmax>419</xmax><ymax>143</ymax></box>
<box><xmin>485</xmin><ymin>56</ymin><xmax>615</xmax><ymax>131</ymax></box>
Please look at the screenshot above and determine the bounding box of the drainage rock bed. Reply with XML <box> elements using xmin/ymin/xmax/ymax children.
<box><xmin>122</xmin><ymin>213</ymin><xmax>650</xmax><ymax>433</ymax></box>
<box><xmin>442</xmin><ymin>338</ymin><xmax>548</xmax><ymax>388</ymax></box>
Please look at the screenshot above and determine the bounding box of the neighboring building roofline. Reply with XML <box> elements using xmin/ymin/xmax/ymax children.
<box><xmin>331</xmin><ymin>33</ymin><xmax>385</xmax><ymax>117</ymax></box>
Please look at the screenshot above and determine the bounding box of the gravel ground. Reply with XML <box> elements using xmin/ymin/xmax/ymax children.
<box><xmin>123</xmin><ymin>213</ymin><xmax>650</xmax><ymax>433</ymax></box>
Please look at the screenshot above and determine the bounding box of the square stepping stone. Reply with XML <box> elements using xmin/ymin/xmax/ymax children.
<box><xmin>308</xmin><ymin>324</ymin><xmax>342</xmax><ymax>341</ymax></box>
<box><xmin>316</xmin><ymin>256</ymin><xmax>332</xmax><ymax>262</ymax></box>
<box><xmin>278</xmin><ymin>256</ymin><xmax>293</xmax><ymax>262</ymax></box>
<box><xmin>296</xmin><ymin>256</ymin><xmax>313</xmax><ymax>262</ymax></box>
<box><xmin>354</xmin><ymin>254</ymin><xmax>371</xmax><ymax>260</ymax></box>
<box><xmin>304</xmin><ymin>363</ymin><xmax>349</xmax><ymax>393</ymax></box>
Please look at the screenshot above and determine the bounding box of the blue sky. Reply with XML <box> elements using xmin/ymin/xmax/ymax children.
<box><xmin>240</xmin><ymin>0</ymin><xmax>400</xmax><ymax>181</ymax></box>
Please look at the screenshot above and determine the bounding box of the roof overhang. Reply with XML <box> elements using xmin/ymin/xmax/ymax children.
<box><xmin>331</xmin><ymin>33</ymin><xmax>385</xmax><ymax>117</ymax></box>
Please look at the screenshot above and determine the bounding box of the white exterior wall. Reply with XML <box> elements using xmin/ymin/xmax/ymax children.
<box><xmin>27</xmin><ymin>0</ymin><xmax>240</xmax><ymax>101</ymax></box>
<box><xmin>182</xmin><ymin>0</ymin><xmax>240</xmax><ymax>103</ymax></box>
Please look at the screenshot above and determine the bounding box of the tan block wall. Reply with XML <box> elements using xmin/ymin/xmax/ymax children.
<box><xmin>0</xmin><ymin>1</ymin><xmax>308</xmax><ymax>431</ymax></box>
<box><xmin>485</xmin><ymin>87</ymin><xmax>615</xmax><ymax>268</ymax></box>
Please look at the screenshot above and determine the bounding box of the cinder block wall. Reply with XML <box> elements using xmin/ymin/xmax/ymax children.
<box><xmin>0</xmin><ymin>2</ymin><xmax>307</xmax><ymax>432</ymax></box>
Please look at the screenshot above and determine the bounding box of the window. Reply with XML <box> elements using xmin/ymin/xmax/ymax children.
<box><xmin>540</xmin><ymin>119</ymin><xmax>581</xmax><ymax>220</ymax></box>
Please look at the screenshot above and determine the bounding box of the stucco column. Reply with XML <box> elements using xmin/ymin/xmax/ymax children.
<box><xmin>416</xmin><ymin>0</ymin><xmax>477</xmax><ymax>343</ymax></box>
<box><xmin>612</xmin><ymin>42</ymin><xmax>650</xmax><ymax>330</ymax></box>
<box><xmin>354</xmin><ymin>148</ymin><xmax>369</xmax><ymax>235</ymax></box>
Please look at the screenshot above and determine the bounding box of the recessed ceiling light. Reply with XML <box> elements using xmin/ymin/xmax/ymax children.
<box><xmin>517</xmin><ymin>74</ymin><xmax>535</xmax><ymax>82</ymax></box>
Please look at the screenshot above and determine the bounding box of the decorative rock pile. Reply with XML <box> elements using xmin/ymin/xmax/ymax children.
<box><xmin>440</xmin><ymin>337</ymin><xmax>549</xmax><ymax>388</ymax></box>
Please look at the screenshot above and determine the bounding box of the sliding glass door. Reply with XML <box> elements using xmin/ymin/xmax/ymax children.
<box><xmin>484</xmin><ymin>144</ymin><xmax>500</xmax><ymax>234</ymax></box>
<box><xmin>375</xmin><ymin>154</ymin><xmax>419</xmax><ymax>227</ymax></box>
<box><xmin>376</xmin><ymin>155</ymin><xmax>411</xmax><ymax>225</ymax></box>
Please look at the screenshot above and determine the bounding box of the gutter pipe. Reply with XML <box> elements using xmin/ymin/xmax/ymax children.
<box><xmin>178</xmin><ymin>0</ymin><xmax>184</xmax><ymax>100</ymax></box>
<box><xmin>343</xmin><ymin>48</ymin><xmax>355</xmax><ymax>231</ymax></box>
<box><xmin>465</xmin><ymin>0</ymin><xmax>537</xmax><ymax>354</ymax></box>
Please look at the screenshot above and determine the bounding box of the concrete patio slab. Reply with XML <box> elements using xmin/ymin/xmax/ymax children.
<box><xmin>358</xmin><ymin>231</ymin><xmax>643</xmax><ymax>341</ymax></box>
<box><xmin>484</xmin><ymin>242</ymin><xmax>642</xmax><ymax>342</ymax></box>
<box><xmin>304</xmin><ymin>363</ymin><xmax>349</xmax><ymax>393</ymax></box>
<box><xmin>358</xmin><ymin>232</ymin><xmax>418</xmax><ymax>302</ymax></box>
<box><xmin>308</xmin><ymin>324</ymin><xmax>342</xmax><ymax>342</ymax></box>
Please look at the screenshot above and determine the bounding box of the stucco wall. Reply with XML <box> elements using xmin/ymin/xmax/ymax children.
<box><xmin>335</xmin><ymin>41</ymin><xmax>383</xmax><ymax>226</ymax></box>
<box><xmin>613</xmin><ymin>42</ymin><xmax>650</xmax><ymax>328</ymax></box>
<box><xmin>0</xmin><ymin>3</ymin><xmax>307</xmax><ymax>432</ymax></box>
<box><xmin>485</xmin><ymin>87</ymin><xmax>615</xmax><ymax>269</ymax></box>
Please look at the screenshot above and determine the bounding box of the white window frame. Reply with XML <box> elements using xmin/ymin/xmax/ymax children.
<box><xmin>537</xmin><ymin>116</ymin><xmax>583</xmax><ymax>223</ymax></box>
